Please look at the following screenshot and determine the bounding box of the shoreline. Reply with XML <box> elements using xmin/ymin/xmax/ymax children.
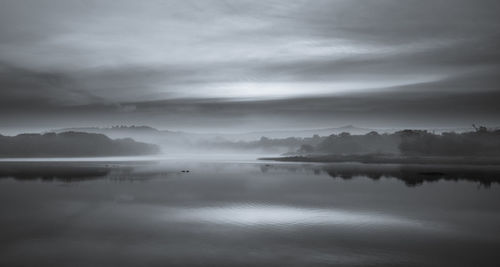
<box><xmin>259</xmin><ymin>155</ymin><xmax>500</xmax><ymax>166</ymax></box>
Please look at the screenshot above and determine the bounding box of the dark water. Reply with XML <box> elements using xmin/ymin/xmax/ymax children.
<box><xmin>1</xmin><ymin>159</ymin><xmax>500</xmax><ymax>267</ymax></box>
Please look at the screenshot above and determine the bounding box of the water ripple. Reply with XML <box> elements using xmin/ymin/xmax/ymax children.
<box><xmin>162</xmin><ymin>204</ymin><xmax>432</xmax><ymax>230</ymax></box>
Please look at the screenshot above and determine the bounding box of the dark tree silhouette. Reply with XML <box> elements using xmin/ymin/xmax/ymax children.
<box><xmin>0</xmin><ymin>132</ymin><xmax>160</xmax><ymax>157</ymax></box>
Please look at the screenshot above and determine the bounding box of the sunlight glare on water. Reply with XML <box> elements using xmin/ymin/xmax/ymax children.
<box><xmin>165</xmin><ymin>204</ymin><xmax>428</xmax><ymax>229</ymax></box>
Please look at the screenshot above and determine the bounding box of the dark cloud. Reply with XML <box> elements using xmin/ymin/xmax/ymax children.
<box><xmin>0</xmin><ymin>63</ymin><xmax>105</xmax><ymax>109</ymax></box>
<box><xmin>0</xmin><ymin>0</ymin><xmax>499</xmax><ymax>132</ymax></box>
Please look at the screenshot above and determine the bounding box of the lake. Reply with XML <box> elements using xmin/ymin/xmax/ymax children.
<box><xmin>1</xmin><ymin>158</ymin><xmax>500</xmax><ymax>266</ymax></box>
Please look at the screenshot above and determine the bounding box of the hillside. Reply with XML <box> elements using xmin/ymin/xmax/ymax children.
<box><xmin>0</xmin><ymin>132</ymin><xmax>160</xmax><ymax>157</ymax></box>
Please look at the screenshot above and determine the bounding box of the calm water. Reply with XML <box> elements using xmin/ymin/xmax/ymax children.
<box><xmin>1</xmin><ymin>159</ymin><xmax>500</xmax><ymax>267</ymax></box>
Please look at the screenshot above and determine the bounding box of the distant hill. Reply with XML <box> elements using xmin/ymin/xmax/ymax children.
<box><xmin>53</xmin><ymin>125</ymin><xmax>163</xmax><ymax>138</ymax></box>
<box><xmin>229</xmin><ymin>125</ymin><xmax>376</xmax><ymax>140</ymax></box>
<box><xmin>52</xmin><ymin>125</ymin><xmax>189</xmax><ymax>142</ymax></box>
<box><xmin>51</xmin><ymin>125</ymin><xmax>479</xmax><ymax>142</ymax></box>
<box><xmin>50</xmin><ymin>126</ymin><xmax>205</xmax><ymax>153</ymax></box>
<box><xmin>0</xmin><ymin>132</ymin><xmax>160</xmax><ymax>157</ymax></box>
<box><xmin>45</xmin><ymin>125</ymin><xmax>485</xmax><ymax>154</ymax></box>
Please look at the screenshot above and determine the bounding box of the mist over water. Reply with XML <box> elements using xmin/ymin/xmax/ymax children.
<box><xmin>1</xmin><ymin>0</ymin><xmax>500</xmax><ymax>266</ymax></box>
<box><xmin>1</xmin><ymin>159</ymin><xmax>500</xmax><ymax>267</ymax></box>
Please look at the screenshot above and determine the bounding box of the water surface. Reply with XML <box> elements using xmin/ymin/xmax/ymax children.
<box><xmin>1</xmin><ymin>159</ymin><xmax>499</xmax><ymax>266</ymax></box>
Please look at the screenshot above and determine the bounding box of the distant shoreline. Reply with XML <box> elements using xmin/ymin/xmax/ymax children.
<box><xmin>259</xmin><ymin>155</ymin><xmax>500</xmax><ymax>166</ymax></box>
<box><xmin>0</xmin><ymin>131</ymin><xmax>160</xmax><ymax>158</ymax></box>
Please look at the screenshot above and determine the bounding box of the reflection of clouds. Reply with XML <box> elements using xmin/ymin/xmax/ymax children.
<box><xmin>162</xmin><ymin>204</ymin><xmax>428</xmax><ymax>229</ymax></box>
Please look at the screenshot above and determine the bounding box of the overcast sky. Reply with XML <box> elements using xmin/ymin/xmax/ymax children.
<box><xmin>1</xmin><ymin>0</ymin><xmax>499</xmax><ymax>133</ymax></box>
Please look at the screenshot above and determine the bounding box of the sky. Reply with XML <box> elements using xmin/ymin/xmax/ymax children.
<box><xmin>0</xmin><ymin>0</ymin><xmax>499</xmax><ymax>134</ymax></box>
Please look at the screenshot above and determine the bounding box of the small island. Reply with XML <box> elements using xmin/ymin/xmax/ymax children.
<box><xmin>0</xmin><ymin>131</ymin><xmax>160</xmax><ymax>157</ymax></box>
<box><xmin>261</xmin><ymin>127</ymin><xmax>500</xmax><ymax>165</ymax></box>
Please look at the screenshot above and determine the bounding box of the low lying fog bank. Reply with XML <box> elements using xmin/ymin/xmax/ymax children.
<box><xmin>2</xmin><ymin>125</ymin><xmax>499</xmax><ymax>160</ymax></box>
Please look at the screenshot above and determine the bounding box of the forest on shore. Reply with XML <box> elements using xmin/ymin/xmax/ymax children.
<box><xmin>0</xmin><ymin>132</ymin><xmax>159</xmax><ymax>157</ymax></box>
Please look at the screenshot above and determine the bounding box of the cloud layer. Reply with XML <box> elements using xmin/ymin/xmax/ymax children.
<box><xmin>1</xmin><ymin>0</ymin><xmax>499</xmax><ymax>132</ymax></box>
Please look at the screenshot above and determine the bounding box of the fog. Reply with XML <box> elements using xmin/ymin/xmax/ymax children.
<box><xmin>2</xmin><ymin>125</ymin><xmax>500</xmax><ymax>164</ymax></box>
<box><xmin>2</xmin><ymin>2</ymin><xmax>500</xmax><ymax>266</ymax></box>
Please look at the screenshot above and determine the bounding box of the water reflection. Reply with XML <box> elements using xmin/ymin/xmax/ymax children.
<box><xmin>260</xmin><ymin>163</ymin><xmax>500</xmax><ymax>187</ymax></box>
<box><xmin>0</xmin><ymin>162</ymin><xmax>172</xmax><ymax>182</ymax></box>
<box><xmin>2</xmin><ymin>161</ymin><xmax>500</xmax><ymax>188</ymax></box>
<box><xmin>163</xmin><ymin>204</ymin><xmax>426</xmax><ymax>229</ymax></box>
<box><xmin>0</xmin><ymin>162</ymin><xmax>111</xmax><ymax>182</ymax></box>
<box><xmin>1</xmin><ymin>160</ymin><xmax>500</xmax><ymax>266</ymax></box>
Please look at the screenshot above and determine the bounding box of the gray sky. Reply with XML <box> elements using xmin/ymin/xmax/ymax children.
<box><xmin>1</xmin><ymin>0</ymin><xmax>499</xmax><ymax>133</ymax></box>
